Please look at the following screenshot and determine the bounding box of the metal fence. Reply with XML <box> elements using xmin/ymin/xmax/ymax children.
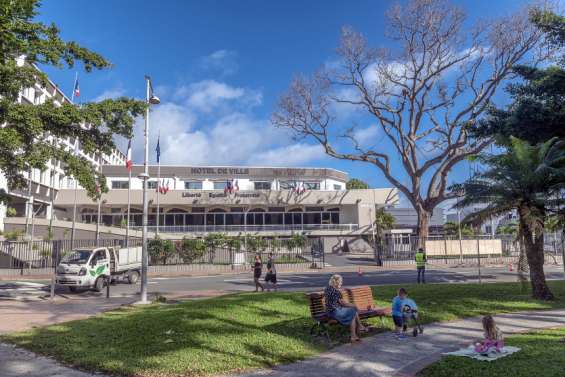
<box><xmin>0</xmin><ymin>238</ymin><xmax>143</xmax><ymax>270</ymax></box>
<box><xmin>376</xmin><ymin>233</ymin><xmax>565</xmax><ymax>267</ymax></box>
<box><xmin>0</xmin><ymin>236</ymin><xmax>321</xmax><ymax>272</ymax></box>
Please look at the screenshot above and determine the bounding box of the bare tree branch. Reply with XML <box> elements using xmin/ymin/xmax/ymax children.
<box><xmin>272</xmin><ymin>0</ymin><xmax>545</xmax><ymax>236</ymax></box>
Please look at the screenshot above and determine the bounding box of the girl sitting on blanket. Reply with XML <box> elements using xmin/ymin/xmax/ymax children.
<box><xmin>475</xmin><ymin>314</ymin><xmax>504</xmax><ymax>355</ymax></box>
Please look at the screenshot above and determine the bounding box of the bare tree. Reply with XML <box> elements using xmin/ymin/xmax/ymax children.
<box><xmin>273</xmin><ymin>0</ymin><xmax>545</xmax><ymax>238</ymax></box>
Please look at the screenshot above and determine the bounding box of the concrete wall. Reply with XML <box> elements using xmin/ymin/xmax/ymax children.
<box><xmin>2</xmin><ymin>217</ymin><xmax>144</xmax><ymax>241</ymax></box>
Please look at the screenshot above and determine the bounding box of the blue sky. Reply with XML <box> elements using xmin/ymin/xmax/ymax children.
<box><xmin>38</xmin><ymin>0</ymin><xmax>535</xmax><ymax>208</ymax></box>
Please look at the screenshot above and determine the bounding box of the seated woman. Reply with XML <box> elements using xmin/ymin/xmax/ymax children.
<box><xmin>324</xmin><ymin>274</ymin><xmax>368</xmax><ymax>342</ymax></box>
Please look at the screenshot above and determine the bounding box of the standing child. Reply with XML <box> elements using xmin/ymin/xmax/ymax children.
<box><xmin>265</xmin><ymin>253</ymin><xmax>277</xmax><ymax>291</ymax></box>
<box><xmin>475</xmin><ymin>314</ymin><xmax>504</xmax><ymax>355</ymax></box>
<box><xmin>391</xmin><ymin>288</ymin><xmax>408</xmax><ymax>339</ymax></box>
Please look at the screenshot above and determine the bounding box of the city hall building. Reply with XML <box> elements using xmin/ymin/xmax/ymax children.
<box><xmin>52</xmin><ymin>165</ymin><xmax>399</xmax><ymax>246</ymax></box>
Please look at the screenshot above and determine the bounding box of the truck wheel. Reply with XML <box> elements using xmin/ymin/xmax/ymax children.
<box><xmin>94</xmin><ymin>277</ymin><xmax>105</xmax><ymax>292</ymax></box>
<box><xmin>128</xmin><ymin>271</ymin><xmax>140</xmax><ymax>284</ymax></box>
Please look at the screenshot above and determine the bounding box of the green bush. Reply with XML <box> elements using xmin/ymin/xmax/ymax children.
<box><xmin>179</xmin><ymin>238</ymin><xmax>207</xmax><ymax>263</ymax></box>
<box><xmin>148</xmin><ymin>237</ymin><xmax>175</xmax><ymax>265</ymax></box>
<box><xmin>3</xmin><ymin>229</ymin><xmax>23</xmax><ymax>241</ymax></box>
<box><xmin>6</xmin><ymin>207</ymin><xmax>17</xmax><ymax>217</ymax></box>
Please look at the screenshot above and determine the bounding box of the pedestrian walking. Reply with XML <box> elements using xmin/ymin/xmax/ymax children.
<box><xmin>253</xmin><ymin>254</ymin><xmax>264</xmax><ymax>292</ymax></box>
<box><xmin>415</xmin><ymin>247</ymin><xmax>427</xmax><ymax>284</ymax></box>
<box><xmin>265</xmin><ymin>252</ymin><xmax>277</xmax><ymax>291</ymax></box>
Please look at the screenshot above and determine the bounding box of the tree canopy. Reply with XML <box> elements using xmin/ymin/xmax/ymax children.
<box><xmin>454</xmin><ymin>137</ymin><xmax>565</xmax><ymax>299</ymax></box>
<box><xmin>0</xmin><ymin>0</ymin><xmax>145</xmax><ymax>200</ymax></box>
<box><xmin>473</xmin><ymin>10</ymin><xmax>565</xmax><ymax>144</ymax></box>
<box><xmin>346</xmin><ymin>178</ymin><xmax>369</xmax><ymax>190</ymax></box>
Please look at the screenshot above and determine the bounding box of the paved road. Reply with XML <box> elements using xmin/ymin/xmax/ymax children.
<box><xmin>2</xmin><ymin>265</ymin><xmax>564</xmax><ymax>300</ymax></box>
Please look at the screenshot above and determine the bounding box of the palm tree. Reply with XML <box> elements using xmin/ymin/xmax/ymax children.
<box><xmin>454</xmin><ymin>137</ymin><xmax>565</xmax><ymax>300</ymax></box>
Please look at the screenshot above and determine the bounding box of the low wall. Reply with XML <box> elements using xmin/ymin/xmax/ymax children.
<box><xmin>425</xmin><ymin>239</ymin><xmax>503</xmax><ymax>257</ymax></box>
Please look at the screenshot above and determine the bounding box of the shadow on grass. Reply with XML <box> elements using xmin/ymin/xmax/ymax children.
<box><xmin>3</xmin><ymin>282</ymin><xmax>565</xmax><ymax>377</ymax></box>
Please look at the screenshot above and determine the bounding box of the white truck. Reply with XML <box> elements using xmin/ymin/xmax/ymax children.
<box><xmin>56</xmin><ymin>246</ymin><xmax>142</xmax><ymax>292</ymax></box>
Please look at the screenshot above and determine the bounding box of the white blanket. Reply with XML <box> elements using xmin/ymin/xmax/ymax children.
<box><xmin>442</xmin><ymin>345</ymin><xmax>521</xmax><ymax>362</ymax></box>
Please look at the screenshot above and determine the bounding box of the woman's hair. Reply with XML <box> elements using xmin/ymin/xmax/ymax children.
<box><xmin>398</xmin><ymin>287</ymin><xmax>407</xmax><ymax>295</ymax></box>
<box><xmin>482</xmin><ymin>315</ymin><xmax>497</xmax><ymax>339</ymax></box>
<box><xmin>328</xmin><ymin>274</ymin><xmax>343</xmax><ymax>288</ymax></box>
<box><xmin>255</xmin><ymin>254</ymin><xmax>261</xmax><ymax>261</ymax></box>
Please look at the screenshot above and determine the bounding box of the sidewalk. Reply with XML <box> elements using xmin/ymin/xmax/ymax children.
<box><xmin>233</xmin><ymin>308</ymin><xmax>565</xmax><ymax>377</ymax></box>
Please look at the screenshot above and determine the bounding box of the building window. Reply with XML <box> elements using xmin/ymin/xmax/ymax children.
<box><xmin>213</xmin><ymin>181</ymin><xmax>227</xmax><ymax>190</ymax></box>
<box><xmin>185</xmin><ymin>181</ymin><xmax>202</xmax><ymax>190</ymax></box>
<box><xmin>279</xmin><ymin>181</ymin><xmax>296</xmax><ymax>190</ymax></box>
<box><xmin>148</xmin><ymin>181</ymin><xmax>158</xmax><ymax>190</ymax></box>
<box><xmin>304</xmin><ymin>182</ymin><xmax>320</xmax><ymax>190</ymax></box>
<box><xmin>111</xmin><ymin>181</ymin><xmax>129</xmax><ymax>189</ymax></box>
<box><xmin>253</xmin><ymin>181</ymin><xmax>271</xmax><ymax>190</ymax></box>
<box><xmin>333</xmin><ymin>184</ymin><xmax>343</xmax><ymax>190</ymax></box>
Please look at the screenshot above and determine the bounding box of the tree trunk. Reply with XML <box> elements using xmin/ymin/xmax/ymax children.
<box><xmin>416</xmin><ymin>207</ymin><xmax>431</xmax><ymax>245</ymax></box>
<box><xmin>519</xmin><ymin>208</ymin><xmax>554</xmax><ymax>300</ymax></box>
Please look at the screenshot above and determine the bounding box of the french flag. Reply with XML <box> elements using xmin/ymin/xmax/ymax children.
<box><xmin>73</xmin><ymin>77</ymin><xmax>80</xmax><ymax>98</ymax></box>
<box><xmin>125</xmin><ymin>139</ymin><xmax>132</xmax><ymax>171</ymax></box>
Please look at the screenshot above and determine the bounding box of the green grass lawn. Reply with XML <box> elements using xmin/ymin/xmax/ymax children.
<box><xmin>3</xmin><ymin>281</ymin><xmax>565</xmax><ymax>377</ymax></box>
<box><xmin>418</xmin><ymin>327</ymin><xmax>565</xmax><ymax>377</ymax></box>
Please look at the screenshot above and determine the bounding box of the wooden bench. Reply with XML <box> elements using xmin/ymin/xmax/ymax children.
<box><xmin>305</xmin><ymin>285</ymin><xmax>391</xmax><ymax>341</ymax></box>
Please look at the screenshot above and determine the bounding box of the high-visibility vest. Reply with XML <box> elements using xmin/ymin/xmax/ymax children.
<box><xmin>415</xmin><ymin>252</ymin><xmax>426</xmax><ymax>267</ymax></box>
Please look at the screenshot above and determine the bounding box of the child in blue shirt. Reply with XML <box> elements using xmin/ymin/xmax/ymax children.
<box><xmin>392</xmin><ymin>287</ymin><xmax>408</xmax><ymax>338</ymax></box>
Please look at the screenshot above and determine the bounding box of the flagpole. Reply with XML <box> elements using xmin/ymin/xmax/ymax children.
<box><xmin>71</xmin><ymin>72</ymin><xmax>78</xmax><ymax>103</ymax></box>
<box><xmin>156</xmin><ymin>131</ymin><xmax>161</xmax><ymax>236</ymax></box>
<box><xmin>126</xmin><ymin>168</ymin><xmax>131</xmax><ymax>247</ymax></box>
<box><xmin>70</xmin><ymin>140</ymin><xmax>79</xmax><ymax>249</ymax></box>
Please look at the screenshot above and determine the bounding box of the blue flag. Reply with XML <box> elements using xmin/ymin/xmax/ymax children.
<box><xmin>155</xmin><ymin>136</ymin><xmax>161</xmax><ymax>163</ymax></box>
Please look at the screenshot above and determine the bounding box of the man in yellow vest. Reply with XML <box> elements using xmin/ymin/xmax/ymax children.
<box><xmin>415</xmin><ymin>247</ymin><xmax>427</xmax><ymax>284</ymax></box>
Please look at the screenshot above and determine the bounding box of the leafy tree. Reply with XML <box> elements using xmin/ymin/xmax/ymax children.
<box><xmin>455</xmin><ymin>137</ymin><xmax>565</xmax><ymax>300</ymax></box>
<box><xmin>473</xmin><ymin>10</ymin><xmax>565</xmax><ymax>144</ymax></box>
<box><xmin>443</xmin><ymin>221</ymin><xmax>474</xmax><ymax>237</ymax></box>
<box><xmin>496</xmin><ymin>222</ymin><xmax>518</xmax><ymax>236</ymax></box>
<box><xmin>346</xmin><ymin>178</ymin><xmax>369</xmax><ymax>190</ymax></box>
<box><xmin>371</xmin><ymin>207</ymin><xmax>395</xmax><ymax>264</ymax></box>
<box><xmin>0</xmin><ymin>0</ymin><xmax>145</xmax><ymax>201</ymax></box>
<box><xmin>148</xmin><ymin>237</ymin><xmax>174</xmax><ymax>265</ymax></box>
<box><xmin>273</xmin><ymin>0</ymin><xmax>545</xmax><ymax>238</ymax></box>
<box><xmin>245</xmin><ymin>235</ymin><xmax>267</xmax><ymax>253</ymax></box>
<box><xmin>285</xmin><ymin>233</ymin><xmax>306</xmax><ymax>250</ymax></box>
<box><xmin>179</xmin><ymin>237</ymin><xmax>206</xmax><ymax>264</ymax></box>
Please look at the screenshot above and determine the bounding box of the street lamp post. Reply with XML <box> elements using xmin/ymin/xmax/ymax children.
<box><xmin>139</xmin><ymin>75</ymin><xmax>160</xmax><ymax>304</ymax></box>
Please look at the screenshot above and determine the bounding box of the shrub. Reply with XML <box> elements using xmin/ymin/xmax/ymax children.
<box><xmin>148</xmin><ymin>237</ymin><xmax>175</xmax><ymax>265</ymax></box>
<box><xmin>179</xmin><ymin>238</ymin><xmax>207</xmax><ymax>263</ymax></box>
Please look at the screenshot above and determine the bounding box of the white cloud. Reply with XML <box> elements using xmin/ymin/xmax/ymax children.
<box><xmin>353</xmin><ymin>126</ymin><xmax>379</xmax><ymax>145</ymax></box>
<box><xmin>182</xmin><ymin>80</ymin><xmax>262</xmax><ymax>113</ymax></box>
<box><xmin>121</xmin><ymin>80</ymin><xmax>324</xmax><ymax>168</ymax></box>
<box><xmin>200</xmin><ymin>49</ymin><xmax>239</xmax><ymax>76</ymax></box>
<box><xmin>249</xmin><ymin>143</ymin><xmax>326</xmax><ymax>166</ymax></box>
<box><xmin>93</xmin><ymin>87</ymin><xmax>126</xmax><ymax>102</ymax></box>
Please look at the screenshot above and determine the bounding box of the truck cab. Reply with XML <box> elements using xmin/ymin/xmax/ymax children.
<box><xmin>56</xmin><ymin>246</ymin><xmax>141</xmax><ymax>292</ymax></box>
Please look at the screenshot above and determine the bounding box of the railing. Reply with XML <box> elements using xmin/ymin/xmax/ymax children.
<box><xmin>131</xmin><ymin>224</ymin><xmax>359</xmax><ymax>233</ymax></box>
<box><xmin>0</xmin><ymin>237</ymin><xmax>322</xmax><ymax>271</ymax></box>
<box><xmin>376</xmin><ymin>234</ymin><xmax>564</xmax><ymax>266</ymax></box>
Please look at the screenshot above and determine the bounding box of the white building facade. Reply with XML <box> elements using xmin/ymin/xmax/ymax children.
<box><xmin>52</xmin><ymin>165</ymin><xmax>399</xmax><ymax>241</ymax></box>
